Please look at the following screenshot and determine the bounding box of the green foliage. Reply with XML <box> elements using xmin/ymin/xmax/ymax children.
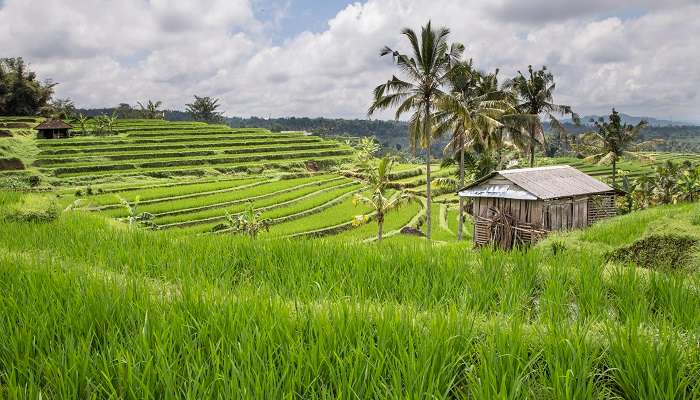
<box><xmin>41</xmin><ymin>98</ymin><xmax>76</xmax><ymax>119</ymax></box>
<box><xmin>136</xmin><ymin>100</ymin><xmax>164</xmax><ymax>119</ymax></box>
<box><xmin>606</xmin><ymin>234</ymin><xmax>697</xmax><ymax>270</ymax></box>
<box><xmin>0</xmin><ymin>57</ymin><xmax>56</xmax><ymax>116</ymax></box>
<box><xmin>185</xmin><ymin>95</ymin><xmax>224</xmax><ymax>123</ymax></box>
<box><xmin>216</xmin><ymin>202</ymin><xmax>270</xmax><ymax>238</ymax></box>
<box><xmin>352</xmin><ymin>156</ymin><xmax>416</xmax><ymax>240</ymax></box>
<box><xmin>115</xmin><ymin>195</ymin><xmax>156</xmax><ymax>228</ymax></box>
<box><xmin>504</xmin><ymin>65</ymin><xmax>579</xmax><ymax>166</ymax></box>
<box><xmin>576</xmin><ymin>108</ymin><xmax>660</xmax><ymax>186</ymax></box>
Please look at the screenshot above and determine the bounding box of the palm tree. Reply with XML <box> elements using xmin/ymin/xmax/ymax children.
<box><xmin>137</xmin><ymin>100</ymin><xmax>163</xmax><ymax>119</ymax></box>
<box><xmin>368</xmin><ymin>21</ymin><xmax>463</xmax><ymax>241</ymax></box>
<box><xmin>578</xmin><ymin>108</ymin><xmax>659</xmax><ymax>187</ymax></box>
<box><xmin>353</xmin><ymin>156</ymin><xmax>415</xmax><ymax>241</ymax></box>
<box><xmin>503</xmin><ymin>65</ymin><xmax>579</xmax><ymax>166</ymax></box>
<box><xmin>433</xmin><ymin>64</ymin><xmax>509</xmax><ymax>240</ymax></box>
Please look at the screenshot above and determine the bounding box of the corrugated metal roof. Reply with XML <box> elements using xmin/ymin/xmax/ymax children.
<box><xmin>459</xmin><ymin>182</ymin><xmax>538</xmax><ymax>200</ymax></box>
<box><xmin>458</xmin><ymin>165</ymin><xmax>615</xmax><ymax>200</ymax></box>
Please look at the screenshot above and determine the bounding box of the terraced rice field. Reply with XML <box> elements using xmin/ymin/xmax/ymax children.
<box><xmin>33</xmin><ymin>120</ymin><xmax>354</xmax><ymax>178</ymax></box>
<box><xmin>38</xmin><ymin>119</ymin><xmax>700</xmax><ymax>243</ymax></box>
<box><xmin>31</xmin><ymin>120</ymin><xmax>425</xmax><ymax>241</ymax></box>
<box><xmin>543</xmin><ymin>153</ymin><xmax>700</xmax><ymax>182</ymax></box>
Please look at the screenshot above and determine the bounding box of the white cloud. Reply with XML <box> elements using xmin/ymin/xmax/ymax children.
<box><xmin>0</xmin><ymin>0</ymin><xmax>698</xmax><ymax>121</ymax></box>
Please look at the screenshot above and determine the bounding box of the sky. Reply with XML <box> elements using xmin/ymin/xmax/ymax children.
<box><xmin>1</xmin><ymin>0</ymin><xmax>699</xmax><ymax>123</ymax></box>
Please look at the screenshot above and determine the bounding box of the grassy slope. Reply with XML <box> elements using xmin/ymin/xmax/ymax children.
<box><xmin>1</xmin><ymin>193</ymin><xmax>699</xmax><ymax>398</ymax></box>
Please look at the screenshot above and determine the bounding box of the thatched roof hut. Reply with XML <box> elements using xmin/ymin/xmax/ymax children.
<box><xmin>458</xmin><ymin>165</ymin><xmax>618</xmax><ymax>248</ymax></box>
<box><xmin>35</xmin><ymin>119</ymin><xmax>73</xmax><ymax>139</ymax></box>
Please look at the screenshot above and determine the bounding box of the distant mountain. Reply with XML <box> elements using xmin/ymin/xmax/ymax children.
<box><xmin>571</xmin><ymin>113</ymin><xmax>697</xmax><ymax>127</ymax></box>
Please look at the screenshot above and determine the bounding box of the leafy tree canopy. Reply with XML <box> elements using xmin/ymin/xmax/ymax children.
<box><xmin>0</xmin><ymin>57</ymin><xmax>56</xmax><ymax>116</ymax></box>
<box><xmin>185</xmin><ymin>95</ymin><xmax>224</xmax><ymax>123</ymax></box>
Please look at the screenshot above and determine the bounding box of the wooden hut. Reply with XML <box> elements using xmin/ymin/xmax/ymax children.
<box><xmin>458</xmin><ymin>165</ymin><xmax>617</xmax><ymax>248</ymax></box>
<box><xmin>35</xmin><ymin>119</ymin><xmax>72</xmax><ymax>139</ymax></box>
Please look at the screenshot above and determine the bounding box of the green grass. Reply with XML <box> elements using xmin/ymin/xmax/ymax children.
<box><xmin>330</xmin><ymin>201</ymin><xmax>422</xmax><ymax>241</ymax></box>
<box><xmin>0</xmin><ymin>198</ymin><xmax>699</xmax><ymax>397</ymax></box>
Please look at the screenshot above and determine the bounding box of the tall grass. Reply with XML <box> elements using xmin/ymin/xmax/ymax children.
<box><xmin>0</xmin><ymin>199</ymin><xmax>699</xmax><ymax>397</ymax></box>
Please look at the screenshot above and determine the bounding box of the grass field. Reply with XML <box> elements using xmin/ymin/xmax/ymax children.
<box><xmin>1</xmin><ymin>192</ymin><xmax>699</xmax><ymax>398</ymax></box>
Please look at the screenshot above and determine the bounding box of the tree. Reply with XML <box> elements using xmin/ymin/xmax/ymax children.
<box><xmin>42</xmin><ymin>98</ymin><xmax>75</xmax><ymax>119</ymax></box>
<box><xmin>676</xmin><ymin>166</ymin><xmax>700</xmax><ymax>203</ymax></box>
<box><xmin>185</xmin><ymin>95</ymin><xmax>224</xmax><ymax>123</ymax></box>
<box><xmin>137</xmin><ymin>100</ymin><xmax>164</xmax><ymax>119</ymax></box>
<box><xmin>74</xmin><ymin>113</ymin><xmax>89</xmax><ymax>135</ymax></box>
<box><xmin>215</xmin><ymin>203</ymin><xmax>270</xmax><ymax>238</ymax></box>
<box><xmin>0</xmin><ymin>57</ymin><xmax>56</xmax><ymax>116</ymax></box>
<box><xmin>115</xmin><ymin>103</ymin><xmax>136</xmax><ymax>119</ymax></box>
<box><xmin>503</xmin><ymin>65</ymin><xmax>579</xmax><ymax>166</ymax></box>
<box><xmin>105</xmin><ymin>111</ymin><xmax>118</xmax><ymax>134</ymax></box>
<box><xmin>654</xmin><ymin>160</ymin><xmax>681</xmax><ymax>204</ymax></box>
<box><xmin>352</xmin><ymin>156</ymin><xmax>415</xmax><ymax>241</ymax></box>
<box><xmin>434</xmin><ymin>64</ymin><xmax>510</xmax><ymax>240</ymax></box>
<box><xmin>368</xmin><ymin>21</ymin><xmax>463</xmax><ymax>241</ymax></box>
<box><xmin>353</xmin><ymin>136</ymin><xmax>381</xmax><ymax>168</ymax></box>
<box><xmin>578</xmin><ymin>108</ymin><xmax>660</xmax><ymax>187</ymax></box>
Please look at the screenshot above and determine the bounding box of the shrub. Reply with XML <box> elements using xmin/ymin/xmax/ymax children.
<box><xmin>606</xmin><ymin>234</ymin><xmax>698</xmax><ymax>270</ymax></box>
<box><xmin>28</xmin><ymin>175</ymin><xmax>41</xmax><ymax>188</ymax></box>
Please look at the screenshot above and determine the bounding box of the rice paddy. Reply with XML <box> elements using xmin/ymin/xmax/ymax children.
<box><xmin>0</xmin><ymin>192</ymin><xmax>699</xmax><ymax>398</ymax></box>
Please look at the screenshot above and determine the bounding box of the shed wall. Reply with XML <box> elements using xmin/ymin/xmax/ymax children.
<box><xmin>472</xmin><ymin>197</ymin><xmax>544</xmax><ymax>246</ymax></box>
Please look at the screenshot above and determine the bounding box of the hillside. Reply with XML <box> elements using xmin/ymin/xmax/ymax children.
<box><xmin>5</xmin><ymin>117</ymin><xmax>700</xmax><ymax>243</ymax></box>
<box><xmin>1</xmin><ymin>191</ymin><xmax>698</xmax><ymax>397</ymax></box>
<box><xmin>0</xmin><ymin>117</ymin><xmax>466</xmax><ymax>241</ymax></box>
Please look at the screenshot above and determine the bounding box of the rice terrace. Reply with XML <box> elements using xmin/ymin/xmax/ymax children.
<box><xmin>1</xmin><ymin>1</ymin><xmax>700</xmax><ymax>399</ymax></box>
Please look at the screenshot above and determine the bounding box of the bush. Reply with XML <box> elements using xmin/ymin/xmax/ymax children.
<box><xmin>606</xmin><ymin>234</ymin><xmax>698</xmax><ymax>270</ymax></box>
<box><xmin>28</xmin><ymin>175</ymin><xmax>41</xmax><ymax>188</ymax></box>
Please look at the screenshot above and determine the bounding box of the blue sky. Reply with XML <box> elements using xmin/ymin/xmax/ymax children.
<box><xmin>255</xmin><ymin>0</ymin><xmax>351</xmax><ymax>42</ymax></box>
<box><xmin>1</xmin><ymin>0</ymin><xmax>698</xmax><ymax>122</ymax></box>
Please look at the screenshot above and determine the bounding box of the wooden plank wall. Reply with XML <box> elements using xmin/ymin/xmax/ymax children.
<box><xmin>472</xmin><ymin>197</ymin><xmax>544</xmax><ymax>246</ymax></box>
<box><xmin>472</xmin><ymin>197</ymin><xmax>543</xmax><ymax>225</ymax></box>
<box><xmin>587</xmin><ymin>194</ymin><xmax>616</xmax><ymax>224</ymax></box>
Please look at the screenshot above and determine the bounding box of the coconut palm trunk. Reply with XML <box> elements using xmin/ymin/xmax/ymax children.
<box><xmin>611</xmin><ymin>157</ymin><xmax>617</xmax><ymax>188</ymax></box>
<box><xmin>529</xmin><ymin>123</ymin><xmax>536</xmax><ymax>167</ymax></box>
<box><xmin>457</xmin><ymin>136</ymin><xmax>465</xmax><ymax>241</ymax></box>
<box><xmin>424</xmin><ymin>102</ymin><xmax>432</xmax><ymax>241</ymax></box>
<box><xmin>377</xmin><ymin>213</ymin><xmax>384</xmax><ymax>241</ymax></box>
